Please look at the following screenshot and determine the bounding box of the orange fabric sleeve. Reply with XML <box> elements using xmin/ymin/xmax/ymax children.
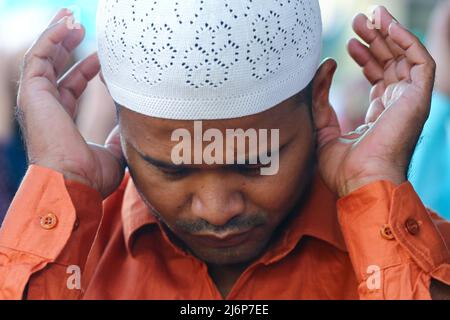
<box><xmin>337</xmin><ymin>180</ymin><xmax>450</xmax><ymax>300</ymax></box>
<box><xmin>0</xmin><ymin>165</ymin><xmax>103</xmax><ymax>300</ymax></box>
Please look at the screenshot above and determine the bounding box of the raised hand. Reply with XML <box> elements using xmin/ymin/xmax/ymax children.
<box><xmin>313</xmin><ymin>6</ymin><xmax>436</xmax><ymax>197</ymax></box>
<box><xmin>17</xmin><ymin>9</ymin><xmax>125</xmax><ymax>198</ymax></box>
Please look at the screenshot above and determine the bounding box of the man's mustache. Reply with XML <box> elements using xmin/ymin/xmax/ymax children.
<box><xmin>175</xmin><ymin>213</ymin><xmax>268</xmax><ymax>234</ymax></box>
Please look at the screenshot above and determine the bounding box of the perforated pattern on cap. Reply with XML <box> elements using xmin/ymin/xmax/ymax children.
<box><xmin>97</xmin><ymin>0</ymin><xmax>322</xmax><ymax>120</ymax></box>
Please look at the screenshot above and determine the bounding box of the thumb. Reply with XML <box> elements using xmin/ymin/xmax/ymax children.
<box><xmin>311</xmin><ymin>59</ymin><xmax>341</xmax><ymax>150</ymax></box>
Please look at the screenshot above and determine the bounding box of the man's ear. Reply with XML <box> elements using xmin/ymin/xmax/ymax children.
<box><xmin>311</xmin><ymin>59</ymin><xmax>338</xmax><ymax>129</ymax></box>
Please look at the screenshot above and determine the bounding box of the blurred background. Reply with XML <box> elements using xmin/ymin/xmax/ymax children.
<box><xmin>0</xmin><ymin>0</ymin><xmax>449</xmax><ymax>221</ymax></box>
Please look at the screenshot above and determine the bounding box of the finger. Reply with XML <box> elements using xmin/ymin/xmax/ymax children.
<box><xmin>369</xmin><ymin>82</ymin><xmax>385</xmax><ymax>102</ymax></box>
<box><xmin>388</xmin><ymin>22</ymin><xmax>431</xmax><ymax>66</ymax></box>
<box><xmin>62</xmin><ymin>24</ymin><xmax>85</xmax><ymax>52</ymax></box>
<box><xmin>21</xmin><ymin>53</ymin><xmax>60</xmax><ymax>85</ymax></box>
<box><xmin>23</xmin><ymin>26</ymin><xmax>85</xmax><ymax>85</ymax></box>
<box><xmin>388</xmin><ymin>22</ymin><xmax>435</xmax><ymax>89</ymax></box>
<box><xmin>368</xmin><ymin>6</ymin><xmax>406</xmax><ymax>57</ymax></box>
<box><xmin>395</xmin><ymin>57</ymin><xmax>412</xmax><ymax>82</ymax></box>
<box><xmin>48</xmin><ymin>10</ymin><xmax>85</xmax><ymax>77</ymax></box>
<box><xmin>365</xmin><ymin>97</ymin><xmax>385</xmax><ymax>123</ymax></box>
<box><xmin>352</xmin><ymin>13</ymin><xmax>394</xmax><ymax>64</ymax></box>
<box><xmin>385</xmin><ymin>35</ymin><xmax>405</xmax><ymax>58</ymax></box>
<box><xmin>348</xmin><ymin>38</ymin><xmax>384</xmax><ymax>85</ymax></box>
<box><xmin>58</xmin><ymin>53</ymin><xmax>101</xmax><ymax>117</ymax></box>
<box><xmin>383</xmin><ymin>59</ymin><xmax>400</xmax><ymax>86</ymax></box>
<box><xmin>22</xmin><ymin>16</ymin><xmax>75</xmax><ymax>81</ymax></box>
<box><xmin>48</xmin><ymin>8</ymin><xmax>72</xmax><ymax>27</ymax></box>
<box><xmin>53</xmin><ymin>25</ymin><xmax>86</xmax><ymax>76</ymax></box>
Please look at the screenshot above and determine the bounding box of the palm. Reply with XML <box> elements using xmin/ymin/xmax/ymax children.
<box><xmin>18</xmin><ymin>10</ymin><xmax>124</xmax><ymax>198</ymax></box>
<box><xmin>315</xmin><ymin>7</ymin><xmax>435</xmax><ymax>196</ymax></box>
<box><xmin>38</xmin><ymin>57</ymin><xmax>122</xmax><ymax>197</ymax></box>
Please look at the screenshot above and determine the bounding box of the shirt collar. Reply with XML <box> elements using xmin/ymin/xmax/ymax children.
<box><xmin>121</xmin><ymin>171</ymin><xmax>347</xmax><ymax>258</ymax></box>
<box><xmin>258</xmin><ymin>172</ymin><xmax>348</xmax><ymax>265</ymax></box>
<box><xmin>121</xmin><ymin>174</ymin><xmax>158</xmax><ymax>251</ymax></box>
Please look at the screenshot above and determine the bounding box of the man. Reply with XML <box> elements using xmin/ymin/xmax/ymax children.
<box><xmin>0</xmin><ymin>1</ymin><xmax>449</xmax><ymax>299</ymax></box>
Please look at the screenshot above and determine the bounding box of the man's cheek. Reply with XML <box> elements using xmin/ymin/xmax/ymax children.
<box><xmin>143</xmin><ymin>185</ymin><xmax>188</xmax><ymax>221</ymax></box>
<box><xmin>247</xmin><ymin>179</ymin><xmax>295</xmax><ymax>213</ymax></box>
<box><xmin>252</xmin><ymin>162</ymin><xmax>307</xmax><ymax>214</ymax></box>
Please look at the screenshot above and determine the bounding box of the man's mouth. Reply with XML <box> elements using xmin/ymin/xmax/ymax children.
<box><xmin>190</xmin><ymin>228</ymin><xmax>255</xmax><ymax>249</ymax></box>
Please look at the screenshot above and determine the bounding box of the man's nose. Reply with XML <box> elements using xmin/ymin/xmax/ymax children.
<box><xmin>190</xmin><ymin>175</ymin><xmax>245</xmax><ymax>228</ymax></box>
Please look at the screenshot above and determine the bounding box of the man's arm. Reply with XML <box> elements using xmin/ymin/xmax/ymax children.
<box><xmin>337</xmin><ymin>180</ymin><xmax>450</xmax><ymax>300</ymax></box>
<box><xmin>0</xmin><ymin>8</ymin><xmax>125</xmax><ymax>300</ymax></box>
<box><xmin>0</xmin><ymin>165</ymin><xmax>103</xmax><ymax>299</ymax></box>
<box><xmin>309</xmin><ymin>5</ymin><xmax>450</xmax><ymax>299</ymax></box>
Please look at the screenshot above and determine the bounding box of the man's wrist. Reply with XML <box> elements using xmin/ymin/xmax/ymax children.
<box><xmin>63</xmin><ymin>171</ymin><xmax>96</xmax><ymax>190</ymax></box>
<box><xmin>29</xmin><ymin>159</ymin><xmax>97</xmax><ymax>194</ymax></box>
<box><xmin>340</xmin><ymin>174</ymin><xmax>406</xmax><ymax>197</ymax></box>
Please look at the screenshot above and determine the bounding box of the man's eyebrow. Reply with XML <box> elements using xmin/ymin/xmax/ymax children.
<box><xmin>137</xmin><ymin>151</ymin><xmax>187</xmax><ymax>170</ymax></box>
<box><xmin>126</xmin><ymin>137</ymin><xmax>183</xmax><ymax>170</ymax></box>
<box><xmin>137</xmin><ymin>143</ymin><xmax>288</xmax><ymax>169</ymax></box>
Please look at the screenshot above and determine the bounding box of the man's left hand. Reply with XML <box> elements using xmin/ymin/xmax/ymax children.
<box><xmin>313</xmin><ymin>6</ymin><xmax>436</xmax><ymax>197</ymax></box>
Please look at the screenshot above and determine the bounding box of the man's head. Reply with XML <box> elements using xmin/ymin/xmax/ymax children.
<box><xmin>117</xmin><ymin>62</ymin><xmax>336</xmax><ymax>266</ymax></box>
<box><xmin>97</xmin><ymin>0</ymin><xmax>336</xmax><ymax>265</ymax></box>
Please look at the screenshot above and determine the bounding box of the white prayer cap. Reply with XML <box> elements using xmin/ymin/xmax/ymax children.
<box><xmin>97</xmin><ymin>0</ymin><xmax>322</xmax><ymax>120</ymax></box>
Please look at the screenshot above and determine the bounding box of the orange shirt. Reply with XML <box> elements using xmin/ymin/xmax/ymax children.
<box><xmin>0</xmin><ymin>165</ymin><xmax>449</xmax><ymax>299</ymax></box>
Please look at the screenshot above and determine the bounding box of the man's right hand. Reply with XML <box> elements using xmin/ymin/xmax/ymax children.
<box><xmin>17</xmin><ymin>9</ymin><xmax>125</xmax><ymax>198</ymax></box>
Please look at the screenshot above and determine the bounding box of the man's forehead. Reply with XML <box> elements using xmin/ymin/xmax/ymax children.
<box><xmin>119</xmin><ymin>96</ymin><xmax>301</xmax><ymax>139</ymax></box>
<box><xmin>118</xmin><ymin>96</ymin><xmax>308</xmax><ymax>164</ymax></box>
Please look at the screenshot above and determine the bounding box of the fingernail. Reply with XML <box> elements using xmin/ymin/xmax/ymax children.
<box><xmin>66</xmin><ymin>15</ymin><xmax>82</xmax><ymax>30</ymax></box>
<box><xmin>57</xmin><ymin>16</ymin><xmax>68</xmax><ymax>24</ymax></box>
<box><xmin>67</xmin><ymin>16</ymin><xmax>75</xmax><ymax>29</ymax></box>
<box><xmin>388</xmin><ymin>21</ymin><xmax>399</xmax><ymax>32</ymax></box>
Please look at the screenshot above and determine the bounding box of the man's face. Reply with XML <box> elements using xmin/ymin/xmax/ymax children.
<box><xmin>119</xmin><ymin>94</ymin><xmax>315</xmax><ymax>266</ymax></box>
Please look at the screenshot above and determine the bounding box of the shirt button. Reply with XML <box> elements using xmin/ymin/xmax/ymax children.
<box><xmin>380</xmin><ymin>224</ymin><xmax>395</xmax><ymax>240</ymax></box>
<box><xmin>405</xmin><ymin>218</ymin><xmax>420</xmax><ymax>235</ymax></box>
<box><xmin>40</xmin><ymin>213</ymin><xmax>58</xmax><ymax>230</ymax></box>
